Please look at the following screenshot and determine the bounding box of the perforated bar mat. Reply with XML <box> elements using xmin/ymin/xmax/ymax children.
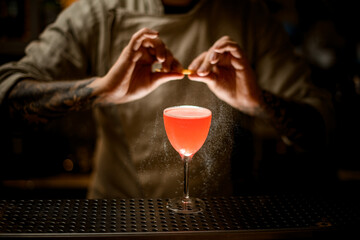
<box><xmin>0</xmin><ymin>195</ymin><xmax>359</xmax><ymax>239</ymax></box>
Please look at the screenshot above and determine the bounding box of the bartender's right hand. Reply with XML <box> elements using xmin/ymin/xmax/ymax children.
<box><xmin>91</xmin><ymin>28</ymin><xmax>184</xmax><ymax>104</ymax></box>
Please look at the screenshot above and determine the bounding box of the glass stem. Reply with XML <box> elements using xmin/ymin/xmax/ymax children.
<box><xmin>183</xmin><ymin>156</ymin><xmax>191</xmax><ymax>202</ymax></box>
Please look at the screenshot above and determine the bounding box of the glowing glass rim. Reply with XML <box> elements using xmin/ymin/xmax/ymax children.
<box><xmin>163</xmin><ymin>105</ymin><xmax>212</xmax><ymax>119</ymax></box>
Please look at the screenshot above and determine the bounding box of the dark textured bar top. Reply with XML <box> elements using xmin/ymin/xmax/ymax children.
<box><xmin>0</xmin><ymin>194</ymin><xmax>359</xmax><ymax>239</ymax></box>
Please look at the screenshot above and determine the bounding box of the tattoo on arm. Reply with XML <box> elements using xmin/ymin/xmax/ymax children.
<box><xmin>7</xmin><ymin>78</ymin><xmax>97</xmax><ymax>123</ymax></box>
<box><xmin>260</xmin><ymin>90</ymin><xmax>326</xmax><ymax>150</ymax></box>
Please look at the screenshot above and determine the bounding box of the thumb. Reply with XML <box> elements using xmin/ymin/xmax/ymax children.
<box><xmin>152</xmin><ymin>72</ymin><xmax>184</xmax><ymax>86</ymax></box>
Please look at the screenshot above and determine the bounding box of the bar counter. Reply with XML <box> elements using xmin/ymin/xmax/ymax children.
<box><xmin>0</xmin><ymin>194</ymin><xmax>359</xmax><ymax>239</ymax></box>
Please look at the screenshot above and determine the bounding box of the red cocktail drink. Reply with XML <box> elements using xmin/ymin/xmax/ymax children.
<box><xmin>163</xmin><ymin>105</ymin><xmax>212</xmax><ymax>214</ymax></box>
<box><xmin>164</xmin><ymin>106</ymin><xmax>211</xmax><ymax>157</ymax></box>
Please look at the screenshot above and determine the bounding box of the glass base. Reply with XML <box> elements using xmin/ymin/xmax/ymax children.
<box><xmin>166</xmin><ymin>197</ymin><xmax>205</xmax><ymax>214</ymax></box>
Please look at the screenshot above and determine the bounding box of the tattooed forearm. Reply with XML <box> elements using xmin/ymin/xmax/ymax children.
<box><xmin>7</xmin><ymin>78</ymin><xmax>97</xmax><ymax>123</ymax></box>
<box><xmin>260</xmin><ymin>90</ymin><xmax>326</xmax><ymax>150</ymax></box>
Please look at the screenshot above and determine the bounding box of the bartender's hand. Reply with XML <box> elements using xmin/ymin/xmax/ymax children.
<box><xmin>91</xmin><ymin>28</ymin><xmax>184</xmax><ymax>104</ymax></box>
<box><xmin>188</xmin><ymin>36</ymin><xmax>264</xmax><ymax>116</ymax></box>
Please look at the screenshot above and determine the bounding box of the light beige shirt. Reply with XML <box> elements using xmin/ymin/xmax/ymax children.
<box><xmin>0</xmin><ymin>0</ymin><xmax>333</xmax><ymax>198</ymax></box>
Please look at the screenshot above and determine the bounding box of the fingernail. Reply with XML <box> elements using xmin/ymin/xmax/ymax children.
<box><xmin>210</xmin><ymin>52</ymin><xmax>216</xmax><ymax>62</ymax></box>
<box><xmin>146</xmin><ymin>33</ymin><xmax>159</xmax><ymax>39</ymax></box>
<box><xmin>145</xmin><ymin>29</ymin><xmax>158</xmax><ymax>35</ymax></box>
<box><xmin>133</xmin><ymin>41</ymin><xmax>141</xmax><ymax>51</ymax></box>
<box><xmin>197</xmin><ymin>68</ymin><xmax>208</xmax><ymax>76</ymax></box>
<box><xmin>157</xmin><ymin>56</ymin><xmax>165</xmax><ymax>63</ymax></box>
<box><xmin>198</xmin><ymin>66</ymin><xmax>205</xmax><ymax>73</ymax></box>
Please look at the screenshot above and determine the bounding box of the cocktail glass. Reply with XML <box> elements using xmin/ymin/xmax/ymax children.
<box><xmin>163</xmin><ymin>105</ymin><xmax>212</xmax><ymax>214</ymax></box>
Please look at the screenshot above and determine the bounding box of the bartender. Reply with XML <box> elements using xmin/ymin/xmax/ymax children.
<box><xmin>0</xmin><ymin>0</ymin><xmax>333</xmax><ymax>198</ymax></box>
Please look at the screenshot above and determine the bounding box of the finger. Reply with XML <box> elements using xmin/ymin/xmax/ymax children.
<box><xmin>142</xmin><ymin>39</ymin><xmax>155</xmax><ymax>48</ymax></box>
<box><xmin>214</xmin><ymin>44</ymin><xmax>242</xmax><ymax>59</ymax></box>
<box><xmin>161</xmin><ymin>49</ymin><xmax>173</xmax><ymax>72</ymax></box>
<box><xmin>152</xmin><ymin>72</ymin><xmax>184</xmax><ymax>86</ymax></box>
<box><xmin>187</xmin><ymin>73</ymin><xmax>216</xmax><ymax>88</ymax></box>
<box><xmin>214</xmin><ymin>35</ymin><xmax>232</xmax><ymax>43</ymax></box>
<box><xmin>152</xmin><ymin>59</ymin><xmax>184</xmax><ymax>74</ymax></box>
<box><xmin>152</xmin><ymin>38</ymin><xmax>166</xmax><ymax>63</ymax></box>
<box><xmin>194</xmin><ymin>37</ymin><xmax>237</xmax><ymax>76</ymax></box>
<box><xmin>141</xmin><ymin>37</ymin><xmax>166</xmax><ymax>63</ymax></box>
<box><xmin>212</xmin><ymin>36</ymin><xmax>242</xmax><ymax>59</ymax></box>
<box><xmin>132</xmin><ymin>50</ymin><xmax>143</xmax><ymax>62</ymax></box>
<box><xmin>197</xmin><ymin>51</ymin><xmax>213</xmax><ymax>76</ymax></box>
<box><xmin>160</xmin><ymin>49</ymin><xmax>184</xmax><ymax>73</ymax></box>
<box><xmin>188</xmin><ymin>51</ymin><xmax>207</xmax><ymax>71</ymax></box>
<box><xmin>130</xmin><ymin>28</ymin><xmax>159</xmax><ymax>51</ymax></box>
<box><xmin>188</xmin><ymin>51</ymin><xmax>212</xmax><ymax>76</ymax></box>
<box><xmin>148</xmin><ymin>47</ymin><xmax>156</xmax><ymax>56</ymax></box>
<box><xmin>209</xmin><ymin>51</ymin><xmax>220</xmax><ymax>64</ymax></box>
<box><xmin>230</xmin><ymin>56</ymin><xmax>245</xmax><ymax>70</ymax></box>
<box><xmin>212</xmin><ymin>35</ymin><xmax>235</xmax><ymax>49</ymax></box>
<box><xmin>170</xmin><ymin>57</ymin><xmax>184</xmax><ymax>73</ymax></box>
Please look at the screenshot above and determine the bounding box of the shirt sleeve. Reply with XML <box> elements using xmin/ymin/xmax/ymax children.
<box><xmin>0</xmin><ymin>0</ymin><xmax>104</xmax><ymax>105</ymax></box>
<box><xmin>248</xmin><ymin>0</ymin><xmax>335</xmax><ymax>139</ymax></box>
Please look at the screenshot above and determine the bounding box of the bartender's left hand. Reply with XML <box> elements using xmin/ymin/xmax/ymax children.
<box><xmin>188</xmin><ymin>36</ymin><xmax>264</xmax><ymax>116</ymax></box>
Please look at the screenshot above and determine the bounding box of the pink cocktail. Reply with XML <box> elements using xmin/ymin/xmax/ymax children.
<box><xmin>163</xmin><ymin>105</ymin><xmax>212</xmax><ymax>214</ymax></box>
<box><xmin>164</xmin><ymin>106</ymin><xmax>211</xmax><ymax>157</ymax></box>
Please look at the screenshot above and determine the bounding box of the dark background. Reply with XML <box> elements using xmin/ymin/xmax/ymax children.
<box><xmin>0</xmin><ymin>0</ymin><xmax>359</xmax><ymax>199</ymax></box>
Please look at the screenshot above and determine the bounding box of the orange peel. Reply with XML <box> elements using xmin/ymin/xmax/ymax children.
<box><xmin>154</xmin><ymin>69</ymin><xmax>194</xmax><ymax>75</ymax></box>
<box><xmin>181</xmin><ymin>69</ymin><xmax>194</xmax><ymax>75</ymax></box>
